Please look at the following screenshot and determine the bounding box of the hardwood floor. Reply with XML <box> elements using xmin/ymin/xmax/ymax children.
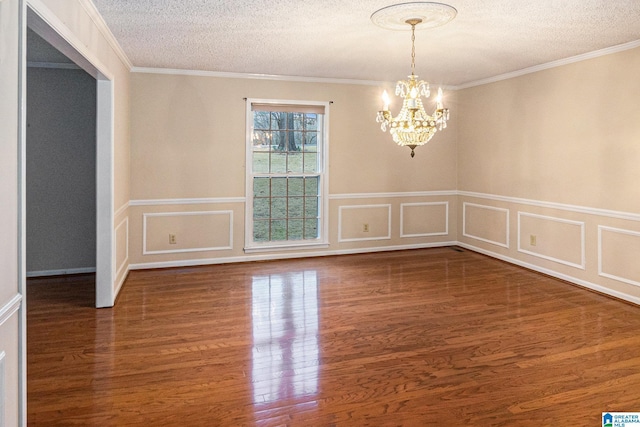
<box><xmin>27</xmin><ymin>247</ymin><xmax>640</xmax><ymax>426</ymax></box>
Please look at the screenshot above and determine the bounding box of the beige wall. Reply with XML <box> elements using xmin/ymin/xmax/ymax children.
<box><xmin>128</xmin><ymin>73</ymin><xmax>458</xmax><ymax>267</ymax></box>
<box><xmin>458</xmin><ymin>47</ymin><xmax>640</xmax><ymax>212</ymax></box>
<box><xmin>457</xmin><ymin>46</ymin><xmax>640</xmax><ymax>302</ymax></box>
<box><xmin>130</xmin><ymin>74</ymin><xmax>457</xmax><ymax>199</ymax></box>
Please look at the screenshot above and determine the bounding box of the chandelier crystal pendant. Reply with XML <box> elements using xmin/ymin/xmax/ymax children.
<box><xmin>372</xmin><ymin>2</ymin><xmax>456</xmax><ymax>158</ymax></box>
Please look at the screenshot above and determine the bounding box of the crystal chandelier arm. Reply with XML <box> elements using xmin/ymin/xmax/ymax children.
<box><xmin>418</xmin><ymin>81</ymin><xmax>430</xmax><ymax>97</ymax></box>
<box><xmin>396</xmin><ymin>81</ymin><xmax>409</xmax><ymax>97</ymax></box>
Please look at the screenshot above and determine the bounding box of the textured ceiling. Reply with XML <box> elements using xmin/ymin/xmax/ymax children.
<box><xmin>91</xmin><ymin>0</ymin><xmax>640</xmax><ymax>86</ymax></box>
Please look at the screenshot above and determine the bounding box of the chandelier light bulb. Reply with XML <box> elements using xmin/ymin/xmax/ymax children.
<box><xmin>382</xmin><ymin>90</ymin><xmax>390</xmax><ymax>111</ymax></box>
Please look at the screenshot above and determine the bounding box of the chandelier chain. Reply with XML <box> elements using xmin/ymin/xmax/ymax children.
<box><xmin>410</xmin><ymin>23</ymin><xmax>416</xmax><ymax>76</ymax></box>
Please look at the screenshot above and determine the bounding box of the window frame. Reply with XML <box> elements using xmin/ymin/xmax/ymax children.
<box><xmin>244</xmin><ymin>99</ymin><xmax>330</xmax><ymax>253</ymax></box>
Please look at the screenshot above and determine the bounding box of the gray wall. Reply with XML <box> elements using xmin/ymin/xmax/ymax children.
<box><xmin>26</xmin><ymin>67</ymin><xmax>96</xmax><ymax>274</ymax></box>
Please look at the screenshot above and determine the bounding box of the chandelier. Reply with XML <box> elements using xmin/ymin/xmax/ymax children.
<box><xmin>372</xmin><ymin>2</ymin><xmax>456</xmax><ymax>157</ymax></box>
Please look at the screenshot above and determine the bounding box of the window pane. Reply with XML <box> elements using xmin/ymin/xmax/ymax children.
<box><xmin>304</xmin><ymin>153</ymin><xmax>318</xmax><ymax>173</ymax></box>
<box><xmin>252</xmin><ymin>130</ymin><xmax>270</xmax><ymax>149</ymax></box>
<box><xmin>271</xmin><ymin>220</ymin><xmax>287</xmax><ymax>241</ymax></box>
<box><xmin>270</xmin><ymin>112</ymin><xmax>284</xmax><ymax>130</ymax></box>
<box><xmin>253</xmin><ymin>111</ymin><xmax>271</xmax><ymax>130</ymax></box>
<box><xmin>281</xmin><ymin>131</ymin><xmax>299</xmax><ymax>152</ymax></box>
<box><xmin>271</xmin><ymin>198</ymin><xmax>286</xmax><ymax>219</ymax></box>
<box><xmin>304</xmin><ymin>219</ymin><xmax>319</xmax><ymax>239</ymax></box>
<box><xmin>289</xmin><ymin>219</ymin><xmax>304</xmax><ymax>240</ymax></box>
<box><xmin>293</xmin><ymin>113</ymin><xmax>304</xmax><ymax>130</ymax></box>
<box><xmin>253</xmin><ymin>220</ymin><xmax>269</xmax><ymax>241</ymax></box>
<box><xmin>285</xmin><ymin>113</ymin><xmax>295</xmax><ymax>130</ymax></box>
<box><xmin>304</xmin><ymin>177</ymin><xmax>318</xmax><ymax>195</ymax></box>
<box><xmin>254</xmin><ymin>178</ymin><xmax>270</xmax><ymax>197</ymax></box>
<box><xmin>253</xmin><ymin>153</ymin><xmax>270</xmax><ymax>173</ymax></box>
<box><xmin>288</xmin><ymin>152</ymin><xmax>303</xmax><ymax>173</ymax></box>
<box><xmin>305</xmin><ymin>114</ymin><xmax>318</xmax><ymax>131</ymax></box>
<box><xmin>292</xmin><ymin>131</ymin><xmax>303</xmax><ymax>152</ymax></box>
<box><xmin>303</xmin><ymin>132</ymin><xmax>317</xmax><ymax>152</ymax></box>
<box><xmin>271</xmin><ymin>131</ymin><xmax>285</xmax><ymax>151</ymax></box>
<box><xmin>289</xmin><ymin>177</ymin><xmax>304</xmax><ymax>196</ymax></box>
<box><xmin>270</xmin><ymin>153</ymin><xmax>287</xmax><ymax>173</ymax></box>
<box><xmin>272</xmin><ymin>178</ymin><xmax>287</xmax><ymax>196</ymax></box>
<box><xmin>288</xmin><ymin>197</ymin><xmax>304</xmax><ymax>218</ymax></box>
<box><xmin>304</xmin><ymin>197</ymin><xmax>318</xmax><ymax>217</ymax></box>
<box><xmin>254</xmin><ymin>198</ymin><xmax>270</xmax><ymax>219</ymax></box>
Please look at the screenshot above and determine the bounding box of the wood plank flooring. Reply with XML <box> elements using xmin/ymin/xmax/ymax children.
<box><xmin>27</xmin><ymin>247</ymin><xmax>640</xmax><ymax>426</ymax></box>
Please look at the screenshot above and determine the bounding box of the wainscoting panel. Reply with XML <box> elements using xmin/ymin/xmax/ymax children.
<box><xmin>338</xmin><ymin>204</ymin><xmax>391</xmax><ymax>242</ymax></box>
<box><xmin>458</xmin><ymin>191</ymin><xmax>640</xmax><ymax>305</ymax></box>
<box><xmin>0</xmin><ymin>294</ymin><xmax>20</xmax><ymax>427</ymax></box>
<box><xmin>463</xmin><ymin>202</ymin><xmax>509</xmax><ymax>248</ymax></box>
<box><xmin>400</xmin><ymin>202</ymin><xmax>448</xmax><ymax>238</ymax></box>
<box><xmin>143</xmin><ymin>211</ymin><xmax>233</xmax><ymax>255</ymax></box>
<box><xmin>599</xmin><ymin>226</ymin><xmax>640</xmax><ymax>287</ymax></box>
<box><xmin>518</xmin><ymin>212</ymin><xmax>585</xmax><ymax>269</ymax></box>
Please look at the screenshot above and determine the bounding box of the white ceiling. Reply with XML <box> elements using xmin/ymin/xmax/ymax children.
<box><xmin>89</xmin><ymin>0</ymin><xmax>640</xmax><ymax>87</ymax></box>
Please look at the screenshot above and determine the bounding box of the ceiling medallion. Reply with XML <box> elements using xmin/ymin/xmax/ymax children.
<box><xmin>371</xmin><ymin>2</ymin><xmax>457</xmax><ymax>31</ymax></box>
<box><xmin>372</xmin><ymin>2</ymin><xmax>456</xmax><ymax>157</ymax></box>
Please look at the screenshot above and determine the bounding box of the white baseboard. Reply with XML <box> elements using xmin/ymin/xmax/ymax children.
<box><xmin>123</xmin><ymin>239</ymin><xmax>640</xmax><ymax>308</ymax></box>
<box><xmin>457</xmin><ymin>242</ymin><xmax>640</xmax><ymax>306</ymax></box>
<box><xmin>128</xmin><ymin>241</ymin><xmax>457</xmax><ymax>270</ymax></box>
<box><xmin>114</xmin><ymin>267</ymin><xmax>129</xmax><ymax>302</ymax></box>
<box><xmin>26</xmin><ymin>267</ymin><xmax>96</xmax><ymax>278</ymax></box>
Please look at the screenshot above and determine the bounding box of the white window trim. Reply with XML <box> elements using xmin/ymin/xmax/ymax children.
<box><xmin>244</xmin><ymin>98</ymin><xmax>330</xmax><ymax>253</ymax></box>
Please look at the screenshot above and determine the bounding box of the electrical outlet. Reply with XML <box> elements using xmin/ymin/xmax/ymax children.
<box><xmin>363</xmin><ymin>223</ymin><xmax>369</xmax><ymax>232</ymax></box>
<box><xmin>530</xmin><ymin>235</ymin><xmax>537</xmax><ymax>246</ymax></box>
<box><xmin>169</xmin><ymin>234</ymin><xmax>177</xmax><ymax>244</ymax></box>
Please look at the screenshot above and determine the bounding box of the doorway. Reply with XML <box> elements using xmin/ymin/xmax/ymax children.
<box><xmin>26</xmin><ymin>28</ymin><xmax>97</xmax><ymax>291</ymax></box>
<box><xmin>22</xmin><ymin>6</ymin><xmax>115</xmax><ymax>308</ymax></box>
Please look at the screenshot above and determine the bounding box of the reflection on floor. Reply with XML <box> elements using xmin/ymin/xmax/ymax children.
<box><xmin>252</xmin><ymin>271</ymin><xmax>319</xmax><ymax>404</ymax></box>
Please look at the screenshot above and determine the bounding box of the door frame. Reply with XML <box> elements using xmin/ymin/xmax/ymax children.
<box><xmin>21</xmin><ymin>2</ymin><xmax>115</xmax><ymax>309</ymax></box>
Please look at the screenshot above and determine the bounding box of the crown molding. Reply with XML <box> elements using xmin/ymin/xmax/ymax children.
<box><xmin>132</xmin><ymin>38</ymin><xmax>640</xmax><ymax>90</ymax></box>
<box><xmin>131</xmin><ymin>66</ymin><xmax>460</xmax><ymax>90</ymax></box>
<box><xmin>131</xmin><ymin>66</ymin><xmax>389</xmax><ymax>87</ymax></box>
<box><xmin>78</xmin><ymin>0</ymin><xmax>132</xmax><ymax>70</ymax></box>
<box><xmin>456</xmin><ymin>39</ymin><xmax>640</xmax><ymax>90</ymax></box>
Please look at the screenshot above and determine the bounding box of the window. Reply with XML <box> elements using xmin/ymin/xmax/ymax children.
<box><xmin>245</xmin><ymin>100</ymin><xmax>329</xmax><ymax>252</ymax></box>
